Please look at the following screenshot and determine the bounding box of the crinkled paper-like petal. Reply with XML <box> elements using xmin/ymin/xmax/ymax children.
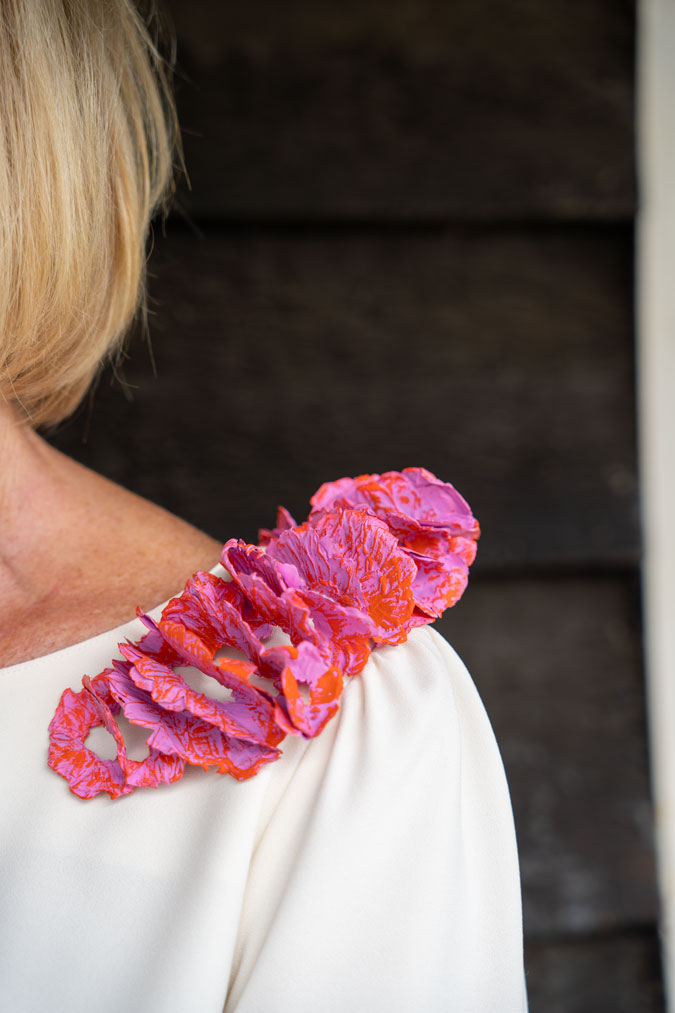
<box><xmin>265</xmin><ymin>508</ymin><xmax>417</xmax><ymax>643</ymax></box>
<box><xmin>407</xmin><ymin>551</ymin><xmax>469</xmax><ymax>620</ymax></box>
<box><xmin>221</xmin><ymin>539</ymin><xmax>350</xmax><ymax>736</ymax></box>
<box><xmin>106</xmin><ymin>665</ymin><xmax>279</xmax><ymax>779</ymax></box>
<box><xmin>119</xmin><ymin>641</ymin><xmax>282</xmax><ymax>750</ymax></box>
<box><xmin>310</xmin><ymin>467</ymin><xmax>478</xmax><ymax>538</ymax></box>
<box><xmin>47</xmin><ymin>467</ymin><xmax>478</xmax><ymax>800</ymax></box>
<box><xmin>48</xmin><ymin>672</ymin><xmax>185</xmax><ymax>800</ymax></box>
<box><xmin>308</xmin><ymin>467</ymin><xmax>479</xmax><ymax>615</ymax></box>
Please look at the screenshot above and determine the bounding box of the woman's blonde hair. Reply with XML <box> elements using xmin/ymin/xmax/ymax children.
<box><xmin>0</xmin><ymin>0</ymin><xmax>180</xmax><ymax>427</ymax></box>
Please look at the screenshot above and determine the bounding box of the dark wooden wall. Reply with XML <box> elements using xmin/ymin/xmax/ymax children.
<box><xmin>49</xmin><ymin>1</ymin><xmax>662</xmax><ymax>1008</ymax></box>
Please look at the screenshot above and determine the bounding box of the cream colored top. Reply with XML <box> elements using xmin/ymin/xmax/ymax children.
<box><xmin>0</xmin><ymin>570</ymin><xmax>527</xmax><ymax>1012</ymax></box>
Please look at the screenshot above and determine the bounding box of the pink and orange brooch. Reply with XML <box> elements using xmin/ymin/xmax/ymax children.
<box><xmin>48</xmin><ymin>468</ymin><xmax>479</xmax><ymax>799</ymax></box>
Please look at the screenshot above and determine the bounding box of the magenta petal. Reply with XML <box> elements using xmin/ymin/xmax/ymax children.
<box><xmin>407</xmin><ymin>551</ymin><xmax>469</xmax><ymax>618</ymax></box>
<box><xmin>48</xmin><ymin>685</ymin><xmax>128</xmax><ymax>800</ymax></box>
<box><xmin>261</xmin><ymin>641</ymin><xmax>342</xmax><ymax>737</ymax></box>
<box><xmin>47</xmin><ymin>670</ymin><xmax>185</xmax><ymax>800</ymax></box>
<box><xmin>267</xmin><ymin>526</ymin><xmax>364</xmax><ymax>605</ymax></box>
<box><xmin>310</xmin><ymin>467</ymin><xmax>480</xmax><ymax>541</ymax></box>
<box><xmin>106</xmin><ymin>668</ymin><xmax>279</xmax><ymax>780</ymax></box>
<box><xmin>121</xmin><ymin>643</ymin><xmax>280</xmax><ymax>749</ymax></box>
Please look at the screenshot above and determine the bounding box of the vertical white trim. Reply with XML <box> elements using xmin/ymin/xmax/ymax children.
<box><xmin>638</xmin><ymin>1</ymin><xmax>675</xmax><ymax>1006</ymax></box>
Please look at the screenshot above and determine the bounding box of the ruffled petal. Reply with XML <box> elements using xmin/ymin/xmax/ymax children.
<box><xmin>308</xmin><ymin>468</ymin><xmax>479</xmax><ymax>616</ymax></box>
<box><xmin>106</xmin><ymin>666</ymin><xmax>278</xmax><ymax>780</ymax></box>
<box><xmin>260</xmin><ymin>640</ymin><xmax>342</xmax><ymax>737</ymax></box>
<box><xmin>47</xmin><ymin>673</ymin><xmax>185</xmax><ymax>800</ymax></box>
<box><xmin>406</xmin><ymin>551</ymin><xmax>469</xmax><ymax>619</ymax></box>
<box><xmin>48</xmin><ymin>684</ymin><xmax>128</xmax><ymax>800</ymax></box>
<box><xmin>310</xmin><ymin>467</ymin><xmax>479</xmax><ymax>540</ymax></box>
<box><xmin>290</xmin><ymin>588</ymin><xmax>373</xmax><ymax>677</ymax></box>
<box><xmin>119</xmin><ymin>641</ymin><xmax>281</xmax><ymax>751</ymax></box>
<box><xmin>308</xmin><ymin>508</ymin><xmax>416</xmax><ymax>644</ymax></box>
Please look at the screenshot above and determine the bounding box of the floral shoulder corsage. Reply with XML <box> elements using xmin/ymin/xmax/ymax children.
<box><xmin>48</xmin><ymin>467</ymin><xmax>479</xmax><ymax>800</ymax></box>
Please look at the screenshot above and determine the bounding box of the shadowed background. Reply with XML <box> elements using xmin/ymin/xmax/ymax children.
<box><xmin>48</xmin><ymin>1</ymin><xmax>661</xmax><ymax>1008</ymax></box>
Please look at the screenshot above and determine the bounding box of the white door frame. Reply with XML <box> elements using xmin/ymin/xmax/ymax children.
<box><xmin>638</xmin><ymin>1</ymin><xmax>675</xmax><ymax>1005</ymax></box>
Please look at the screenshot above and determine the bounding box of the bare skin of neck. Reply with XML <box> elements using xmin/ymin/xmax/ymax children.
<box><xmin>0</xmin><ymin>400</ymin><xmax>222</xmax><ymax>668</ymax></box>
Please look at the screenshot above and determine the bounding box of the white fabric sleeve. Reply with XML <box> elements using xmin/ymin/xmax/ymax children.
<box><xmin>224</xmin><ymin>625</ymin><xmax>528</xmax><ymax>1013</ymax></box>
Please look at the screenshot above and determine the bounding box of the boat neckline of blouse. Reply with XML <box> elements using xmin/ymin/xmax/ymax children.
<box><xmin>0</xmin><ymin>563</ymin><xmax>226</xmax><ymax>678</ymax></box>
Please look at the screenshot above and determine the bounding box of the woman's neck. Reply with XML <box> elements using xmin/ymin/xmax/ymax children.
<box><xmin>0</xmin><ymin>403</ymin><xmax>62</xmax><ymax>599</ymax></box>
<box><xmin>0</xmin><ymin>399</ymin><xmax>222</xmax><ymax>668</ymax></box>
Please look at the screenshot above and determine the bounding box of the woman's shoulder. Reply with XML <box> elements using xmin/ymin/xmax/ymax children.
<box><xmin>227</xmin><ymin>623</ymin><xmax>527</xmax><ymax>1013</ymax></box>
<box><xmin>311</xmin><ymin>622</ymin><xmax>509</xmax><ymax>818</ymax></box>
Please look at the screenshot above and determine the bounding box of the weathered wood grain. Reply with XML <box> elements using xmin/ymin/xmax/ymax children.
<box><xmin>162</xmin><ymin>0</ymin><xmax>635</xmax><ymax>221</ymax></box>
<box><xmin>524</xmin><ymin>930</ymin><xmax>664</xmax><ymax>1013</ymax></box>
<box><xmin>49</xmin><ymin>225</ymin><xmax>638</xmax><ymax>571</ymax></box>
<box><xmin>438</xmin><ymin>575</ymin><xmax>658</xmax><ymax>938</ymax></box>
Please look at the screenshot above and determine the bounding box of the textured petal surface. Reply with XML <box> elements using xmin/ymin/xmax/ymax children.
<box><xmin>310</xmin><ymin>467</ymin><xmax>479</xmax><ymax>538</ymax></box>
<box><xmin>309</xmin><ymin>468</ymin><xmax>479</xmax><ymax>619</ymax></box>
<box><xmin>309</xmin><ymin>509</ymin><xmax>416</xmax><ymax>643</ymax></box>
<box><xmin>407</xmin><ymin>552</ymin><xmax>470</xmax><ymax>619</ymax></box>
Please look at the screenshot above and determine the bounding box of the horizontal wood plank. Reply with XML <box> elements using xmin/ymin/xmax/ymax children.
<box><xmin>50</xmin><ymin>225</ymin><xmax>638</xmax><ymax>571</ymax></box>
<box><xmin>163</xmin><ymin>0</ymin><xmax>635</xmax><ymax>221</ymax></box>
<box><xmin>525</xmin><ymin>929</ymin><xmax>664</xmax><ymax>1012</ymax></box>
<box><xmin>438</xmin><ymin>575</ymin><xmax>658</xmax><ymax>938</ymax></box>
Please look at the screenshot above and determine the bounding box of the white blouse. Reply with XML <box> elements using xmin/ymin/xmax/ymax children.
<box><xmin>0</xmin><ymin>566</ymin><xmax>527</xmax><ymax>1012</ymax></box>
